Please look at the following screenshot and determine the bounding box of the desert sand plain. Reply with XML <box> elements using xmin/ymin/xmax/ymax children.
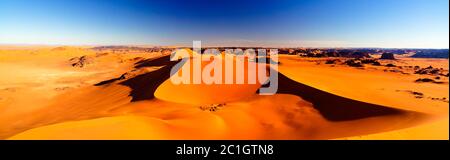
<box><xmin>0</xmin><ymin>46</ymin><xmax>448</xmax><ymax>140</ymax></box>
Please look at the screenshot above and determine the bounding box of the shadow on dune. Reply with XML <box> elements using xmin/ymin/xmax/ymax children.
<box><xmin>272</xmin><ymin>68</ymin><xmax>408</xmax><ymax>121</ymax></box>
<box><xmin>134</xmin><ymin>55</ymin><xmax>178</xmax><ymax>68</ymax></box>
<box><xmin>119</xmin><ymin>64</ymin><xmax>176</xmax><ymax>101</ymax></box>
<box><xmin>95</xmin><ymin>55</ymin><xmax>182</xmax><ymax>101</ymax></box>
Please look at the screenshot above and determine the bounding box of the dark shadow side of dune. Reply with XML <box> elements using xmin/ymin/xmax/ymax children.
<box><xmin>264</xmin><ymin>68</ymin><xmax>422</xmax><ymax>121</ymax></box>
<box><xmin>97</xmin><ymin>55</ymin><xmax>423</xmax><ymax>122</ymax></box>
<box><xmin>95</xmin><ymin>55</ymin><xmax>183</xmax><ymax>101</ymax></box>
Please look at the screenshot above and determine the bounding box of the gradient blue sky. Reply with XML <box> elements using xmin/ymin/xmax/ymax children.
<box><xmin>0</xmin><ymin>0</ymin><xmax>448</xmax><ymax>48</ymax></box>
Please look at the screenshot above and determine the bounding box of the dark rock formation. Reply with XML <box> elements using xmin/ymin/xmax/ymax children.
<box><xmin>415</xmin><ymin>78</ymin><xmax>444</xmax><ymax>84</ymax></box>
<box><xmin>325</xmin><ymin>59</ymin><xmax>340</xmax><ymax>64</ymax></box>
<box><xmin>372</xmin><ymin>61</ymin><xmax>381</xmax><ymax>66</ymax></box>
<box><xmin>360</xmin><ymin>59</ymin><xmax>381</xmax><ymax>66</ymax></box>
<box><xmin>350</xmin><ymin>52</ymin><xmax>371</xmax><ymax>58</ymax></box>
<box><xmin>345</xmin><ymin>59</ymin><xmax>364</xmax><ymax>67</ymax></box>
<box><xmin>380</xmin><ymin>53</ymin><xmax>395</xmax><ymax>60</ymax></box>
<box><xmin>71</xmin><ymin>56</ymin><xmax>93</xmax><ymax>68</ymax></box>
<box><xmin>415</xmin><ymin>66</ymin><xmax>442</xmax><ymax>75</ymax></box>
<box><xmin>385</xmin><ymin>63</ymin><xmax>396</xmax><ymax>67</ymax></box>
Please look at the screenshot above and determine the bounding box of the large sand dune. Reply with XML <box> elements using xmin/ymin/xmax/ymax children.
<box><xmin>0</xmin><ymin>47</ymin><xmax>448</xmax><ymax>139</ymax></box>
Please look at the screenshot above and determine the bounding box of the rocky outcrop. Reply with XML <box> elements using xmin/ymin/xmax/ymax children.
<box><xmin>345</xmin><ymin>59</ymin><xmax>364</xmax><ymax>67</ymax></box>
<box><xmin>325</xmin><ymin>59</ymin><xmax>341</xmax><ymax>64</ymax></box>
<box><xmin>385</xmin><ymin>63</ymin><xmax>396</xmax><ymax>67</ymax></box>
<box><xmin>70</xmin><ymin>56</ymin><xmax>93</xmax><ymax>68</ymax></box>
<box><xmin>415</xmin><ymin>78</ymin><xmax>444</xmax><ymax>84</ymax></box>
<box><xmin>360</xmin><ymin>59</ymin><xmax>381</xmax><ymax>66</ymax></box>
<box><xmin>350</xmin><ymin>52</ymin><xmax>371</xmax><ymax>58</ymax></box>
<box><xmin>380</xmin><ymin>53</ymin><xmax>395</xmax><ymax>60</ymax></box>
<box><xmin>413</xmin><ymin>66</ymin><xmax>448</xmax><ymax>77</ymax></box>
<box><xmin>415</xmin><ymin>66</ymin><xmax>441</xmax><ymax>75</ymax></box>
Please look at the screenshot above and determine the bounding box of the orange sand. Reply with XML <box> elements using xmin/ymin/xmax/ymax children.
<box><xmin>155</xmin><ymin>52</ymin><xmax>267</xmax><ymax>105</ymax></box>
<box><xmin>0</xmin><ymin>47</ymin><xmax>448</xmax><ymax>140</ymax></box>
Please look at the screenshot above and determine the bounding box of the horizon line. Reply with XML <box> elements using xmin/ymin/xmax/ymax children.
<box><xmin>0</xmin><ymin>43</ymin><xmax>449</xmax><ymax>50</ymax></box>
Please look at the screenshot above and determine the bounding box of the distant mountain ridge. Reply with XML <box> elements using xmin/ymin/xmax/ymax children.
<box><xmin>411</xmin><ymin>49</ymin><xmax>449</xmax><ymax>58</ymax></box>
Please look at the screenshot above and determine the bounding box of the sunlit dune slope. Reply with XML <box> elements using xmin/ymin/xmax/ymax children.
<box><xmin>155</xmin><ymin>52</ymin><xmax>267</xmax><ymax>105</ymax></box>
<box><xmin>277</xmin><ymin>55</ymin><xmax>449</xmax><ymax>115</ymax></box>
<box><xmin>7</xmin><ymin>92</ymin><xmax>428</xmax><ymax>140</ymax></box>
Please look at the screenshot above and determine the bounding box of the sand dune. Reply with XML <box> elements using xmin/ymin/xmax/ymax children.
<box><xmin>155</xmin><ymin>54</ymin><xmax>267</xmax><ymax>105</ymax></box>
<box><xmin>0</xmin><ymin>47</ymin><xmax>448</xmax><ymax>139</ymax></box>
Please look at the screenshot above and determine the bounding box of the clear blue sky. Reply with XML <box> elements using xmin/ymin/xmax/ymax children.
<box><xmin>0</xmin><ymin>0</ymin><xmax>448</xmax><ymax>48</ymax></box>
